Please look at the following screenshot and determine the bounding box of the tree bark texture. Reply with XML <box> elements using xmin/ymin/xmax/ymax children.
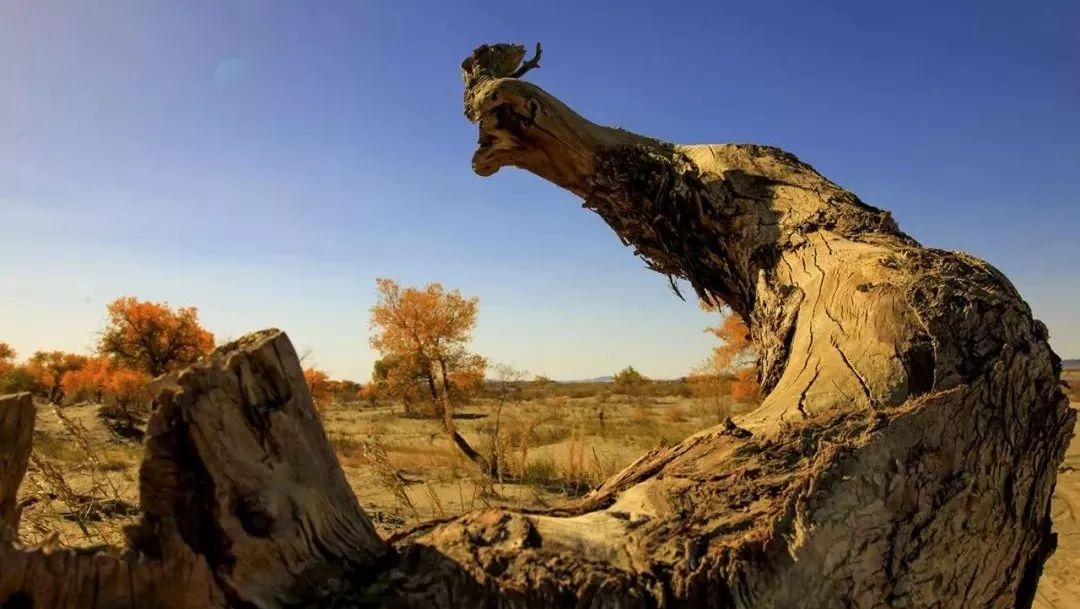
<box><xmin>0</xmin><ymin>393</ymin><xmax>33</xmax><ymax>544</ymax></box>
<box><xmin>0</xmin><ymin>43</ymin><xmax>1075</xmax><ymax>609</ymax></box>
<box><xmin>1</xmin><ymin>331</ymin><xmax>390</xmax><ymax>608</ymax></box>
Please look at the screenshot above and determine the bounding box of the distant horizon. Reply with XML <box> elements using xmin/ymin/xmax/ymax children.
<box><xmin>5</xmin><ymin>314</ymin><xmax>1079</xmax><ymax>384</ymax></box>
<box><xmin>3</xmin><ymin>1</ymin><xmax>1077</xmax><ymax>382</ymax></box>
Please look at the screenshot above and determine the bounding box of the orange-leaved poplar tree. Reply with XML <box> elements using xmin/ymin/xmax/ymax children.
<box><xmin>690</xmin><ymin>303</ymin><xmax>761</xmax><ymax>420</ymax></box>
<box><xmin>303</xmin><ymin>368</ymin><xmax>332</xmax><ymax>411</ymax></box>
<box><xmin>98</xmin><ymin>297</ymin><xmax>214</xmax><ymax>376</ymax></box>
<box><xmin>101</xmin><ymin>366</ymin><xmax>152</xmax><ymax>439</ymax></box>
<box><xmin>369</xmin><ymin>278</ymin><xmax>489</xmax><ymax>471</ymax></box>
<box><xmin>61</xmin><ymin>356</ymin><xmax>150</xmax><ymax>402</ymax></box>
<box><xmin>61</xmin><ymin>356</ymin><xmax>114</xmax><ymax>403</ymax></box>
<box><xmin>104</xmin><ymin>368</ymin><xmax>152</xmax><ymax>410</ymax></box>
<box><xmin>27</xmin><ymin>351</ymin><xmax>89</xmax><ymax>404</ymax></box>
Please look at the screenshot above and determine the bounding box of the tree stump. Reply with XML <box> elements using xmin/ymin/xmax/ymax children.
<box><xmin>0</xmin><ymin>43</ymin><xmax>1075</xmax><ymax>609</ymax></box>
<box><xmin>0</xmin><ymin>393</ymin><xmax>33</xmax><ymax>543</ymax></box>
<box><xmin>1</xmin><ymin>330</ymin><xmax>390</xmax><ymax>608</ymax></box>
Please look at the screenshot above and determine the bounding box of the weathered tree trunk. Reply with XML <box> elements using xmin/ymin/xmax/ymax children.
<box><xmin>1</xmin><ymin>43</ymin><xmax>1075</xmax><ymax>609</ymax></box>
<box><xmin>375</xmin><ymin>43</ymin><xmax>1074</xmax><ymax>608</ymax></box>
<box><xmin>1</xmin><ymin>331</ymin><xmax>390</xmax><ymax>608</ymax></box>
<box><xmin>0</xmin><ymin>393</ymin><xmax>33</xmax><ymax>543</ymax></box>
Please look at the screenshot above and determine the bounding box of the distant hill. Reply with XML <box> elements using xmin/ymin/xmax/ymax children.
<box><xmin>1064</xmin><ymin>359</ymin><xmax>1080</xmax><ymax>370</ymax></box>
<box><xmin>564</xmin><ymin>376</ymin><xmax>614</xmax><ymax>384</ymax></box>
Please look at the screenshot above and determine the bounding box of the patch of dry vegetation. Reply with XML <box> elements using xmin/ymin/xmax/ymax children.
<box><xmin>16</xmin><ymin>363</ymin><xmax>1077</xmax><ymax>547</ymax></box>
<box><xmin>1063</xmin><ymin>369</ymin><xmax>1080</xmax><ymax>403</ymax></box>
<box><xmin>19</xmin><ymin>404</ymin><xmax>141</xmax><ymax>548</ymax></box>
<box><xmin>316</xmin><ymin>382</ymin><xmax>755</xmax><ymax>534</ymax></box>
<box><xmin>12</xmin><ymin>375</ymin><xmax>755</xmax><ymax>544</ymax></box>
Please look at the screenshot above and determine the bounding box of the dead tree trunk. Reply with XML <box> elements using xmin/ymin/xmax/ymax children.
<box><xmin>0</xmin><ymin>43</ymin><xmax>1075</xmax><ymax>609</ymax></box>
<box><xmin>0</xmin><ymin>393</ymin><xmax>33</xmax><ymax>544</ymax></box>
<box><xmin>1</xmin><ymin>331</ymin><xmax>390</xmax><ymax>608</ymax></box>
<box><xmin>376</xmin><ymin>43</ymin><xmax>1074</xmax><ymax>608</ymax></box>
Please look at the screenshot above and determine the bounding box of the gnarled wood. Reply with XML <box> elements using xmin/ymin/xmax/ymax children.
<box><xmin>0</xmin><ymin>393</ymin><xmax>34</xmax><ymax>543</ymax></box>
<box><xmin>138</xmin><ymin>329</ymin><xmax>390</xmax><ymax>606</ymax></box>
<box><xmin>1</xmin><ymin>393</ymin><xmax>221</xmax><ymax>609</ymax></box>
<box><xmin>362</xmin><ymin>42</ymin><xmax>1075</xmax><ymax>608</ymax></box>
<box><xmin>1</xmin><ymin>330</ymin><xmax>391</xmax><ymax>609</ymax></box>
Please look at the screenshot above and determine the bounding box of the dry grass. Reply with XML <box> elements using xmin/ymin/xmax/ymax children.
<box><xmin>16</xmin><ymin>391</ymin><xmax>751</xmax><ymax>544</ymax></box>
<box><xmin>1064</xmin><ymin>369</ymin><xmax>1080</xmax><ymax>402</ymax></box>
<box><xmin>19</xmin><ymin>404</ymin><xmax>140</xmax><ymax>548</ymax></box>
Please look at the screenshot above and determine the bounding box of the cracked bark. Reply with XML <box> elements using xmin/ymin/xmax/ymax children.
<box><xmin>1</xmin><ymin>331</ymin><xmax>389</xmax><ymax>608</ymax></box>
<box><xmin>0</xmin><ymin>42</ymin><xmax>1075</xmax><ymax>608</ymax></box>
<box><xmin>0</xmin><ymin>393</ymin><xmax>33</xmax><ymax>544</ymax></box>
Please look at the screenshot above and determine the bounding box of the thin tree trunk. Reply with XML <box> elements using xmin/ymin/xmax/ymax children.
<box><xmin>0</xmin><ymin>43</ymin><xmax>1074</xmax><ymax>609</ymax></box>
<box><xmin>423</xmin><ymin>365</ymin><xmax>444</xmax><ymax>420</ymax></box>
<box><xmin>437</xmin><ymin>356</ymin><xmax>492</xmax><ymax>474</ymax></box>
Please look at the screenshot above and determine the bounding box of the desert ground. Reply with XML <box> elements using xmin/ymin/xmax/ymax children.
<box><xmin>16</xmin><ymin>374</ymin><xmax>1080</xmax><ymax>605</ymax></box>
<box><xmin>1032</xmin><ymin>369</ymin><xmax>1080</xmax><ymax>609</ymax></box>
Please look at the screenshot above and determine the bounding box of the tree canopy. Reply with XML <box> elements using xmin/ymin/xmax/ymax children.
<box><xmin>369</xmin><ymin>278</ymin><xmax>485</xmax><ymax>420</ymax></box>
<box><xmin>98</xmin><ymin>297</ymin><xmax>214</xmax><ymax>376</ymax></box>
<box><xmin>27</xmin><ymin>351</ymin><xmax>89</xmax><ymax>404</ymax></box>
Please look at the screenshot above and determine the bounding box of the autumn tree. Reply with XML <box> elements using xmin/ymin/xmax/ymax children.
<box><xmin>689</xmin><ymin>303</ymin><xmax>761</xmax><ymax>423</ymax></box>
<box><xmin>61</xmin><ymin>356</ymin><xmax>113</xmax><ymax>403</ymax></box>
<box><xmin>371</xmin><ymin>354</ymin><xmax>428</xmax><ymax>416</ymax></box>
<box><xmin>303</xmin><ymin>367</ymin><xmax>332</xmax><ymax>411</ymax></box>
<box><xmin>27</xmin><ymin>351</ymin><xmax>88</xmax><ymax>404</ymax></box>
<box><xmin>612</xmin><ymin>365</ymin><xmax>648</xmax><ymax>403</ymax></box>
<box><xmin>54</xmin><ymin>355</ymin><xmax>152</xmax><ymax>436</ymax></box>
<box><xmin>0</xmin><ymin>368</ymin><xmax>37</xmax><ymax>395</ymax></box>
<box><xmin>357</xmin><ymin>382</ymin><xmax>378</xmax><ymax>407</ymax></box>
<box><xmin>99</xmin><ymin>367</ymin><xmax>152</xmax><ymax>439</ymax></box>
<box><xmin>369</xmin><ymin>278</ymin><xmax>489</xmax><ymax>470</ymax></box>
<box><xmin>0</xmin><ymin>343</ymin><xmax>37</xmax><ymax>395</ymax></box>
<box><xmin>710</xmin><ymin>307</ymin><xmax>759</xmax><ymax>398</ymax></box>
<box><xmin>0</xmin><ymin>342</ymin><xmax>14</xmax><ymax>375</ymax></box>
<box><xmin>98</xmin><ymin>297</ymin><xmax>214</xmax><ymax>376</ymax></box>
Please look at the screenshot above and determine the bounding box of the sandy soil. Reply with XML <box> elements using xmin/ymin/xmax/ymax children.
<box><xmin>1033</xmin><ymin>403</ymin><xmax>1080</xmax><ymax>609</ymax></box>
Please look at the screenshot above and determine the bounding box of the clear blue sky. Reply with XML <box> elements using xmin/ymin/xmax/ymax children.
<box><xmin>2</xmin><ymin>0</ymin><xmax>1078</xmax><ymax>381</ymax></box>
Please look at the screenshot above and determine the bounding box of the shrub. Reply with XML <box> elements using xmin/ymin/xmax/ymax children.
<box><xmin>0</xmin><ymin>366</ymin><xmax>39</xmax><ymax>395</ymax></box>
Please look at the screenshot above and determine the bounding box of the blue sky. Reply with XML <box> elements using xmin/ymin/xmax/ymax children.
<box><xmin>1</xmin><ymin>0</ymin><xmax>1078</xmax><ymax>381</ymax></box>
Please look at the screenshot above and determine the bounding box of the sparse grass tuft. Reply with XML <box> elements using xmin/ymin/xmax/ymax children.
<box><xmin>20</xmin><ymin>404</ymin><xmax>140</xmax><ymax>548</ymax></box>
